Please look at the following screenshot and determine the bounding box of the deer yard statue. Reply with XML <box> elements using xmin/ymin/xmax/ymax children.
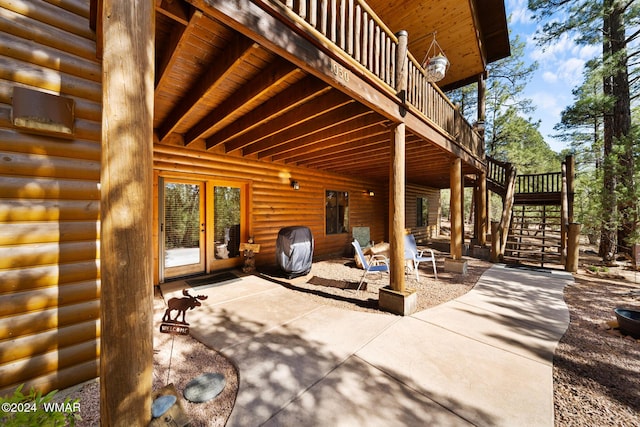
<box><xmin>163</xmin><ymin>289</ymin><xmax>208</xmax><ymax>325</ymax></box>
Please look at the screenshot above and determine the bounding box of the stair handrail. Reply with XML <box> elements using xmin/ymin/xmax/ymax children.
<box><xmin>486</xmin><ymin>156</ymin><xmax>510</xmax><ymax>190</ymax></box>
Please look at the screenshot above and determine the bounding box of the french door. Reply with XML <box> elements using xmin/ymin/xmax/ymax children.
<box><xmin>161</xmin><ymin>179</ymin><xmax>205</xmax><ymax>279</ymax></box>
<box><xmin>159</xmin><ymin>176</ymin><xmax>246</xmax><ymax>281</ymax></box>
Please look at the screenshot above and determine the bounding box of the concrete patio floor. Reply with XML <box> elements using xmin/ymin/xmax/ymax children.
<box><xmin>160</xmin><ymin>264</ymin><xmax>572</xmax><ymax>426</ymax></box>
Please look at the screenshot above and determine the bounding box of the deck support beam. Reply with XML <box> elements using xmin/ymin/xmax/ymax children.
<box><xmin>100</xmin><ymin>0</ymin><xmax>155</xmax><ymax>425</ymax></box>
<box><xmin>475</xmin><ymin>171</ymin><xmax>487</xmax><ymax>246</ymax></box>
<box><xmin>389</xmin><ymin>122</ymin><xmax>406</xmax><ymax>292</ymax></box>
<box><xmin>388</xmin><ymin>29</ymin><xmax>407</xmax><ymax>294</ymax></box>
<box><xmin>450</xmin><ymin>158</ymin><xmax>463</xmax><ymax>260</ymax></box>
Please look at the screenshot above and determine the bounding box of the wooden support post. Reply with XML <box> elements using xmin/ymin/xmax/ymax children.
<box><xmin>498</xmin><ymin>164</ymin><xmax>516</xmax><ymax>256</ymax></box>
<box><xmin>491</xmin><ymin>221</ymin><xmax>500</xmax><ymax>262</ymax></box>
<box><xmin>476</xmin><ymin>172</ymin><xmax>487</xmax><ymax>246</ymax></box>
<box><xmin>477</xmin><ymin>72</ymin><xmax>486</xmax><ymax>138</ymax></box>
<box><xmin>566</xmin><ymin>223</ymin><xmax>582</xmax><ymax>272</ymax></box>
<box><xmin>386</xmin><ymin>30</ymin><xmax>408</xmax><ymax>293</ymax></box>
<box><xmin>450</xmin><ymin>158</ymin><xmax>463</xmax><ymax>259</ymax></box>
<box><xmin>389</xmin><ymin>122</ymin><xmax>406</xmax><ymax>292</ymax></box>
<box><xmin>561</xmin><ymin>161</ymin><xmax>569</xmax><ymax>264</ymax></box>
<box><xmin>100</xmin><ymin>1</ymin><xmax>155</xmax><ymax>425</ymax></box>
<box><xmin>566</xmin><ymin>155</ymin><xmax>575</xmax><ymax>222</ymax></box>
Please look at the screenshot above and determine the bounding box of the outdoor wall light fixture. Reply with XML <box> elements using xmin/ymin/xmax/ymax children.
<box><xmin>290</xmin><ymin>180</ymin><xmax>300</xmax><ymax>190</ymax></box>
<box><xmin>366</xmin><ymin>190</ymin><xmax>375</xmax><ymax>197</ymax></box>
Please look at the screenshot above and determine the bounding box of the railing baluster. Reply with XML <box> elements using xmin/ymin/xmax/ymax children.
<box><xmin>361</xmin><ymin>11</ymin><xmax>368</xmax><ymax>68</ymax></box>
<box><xmin>330</xmin><ymin>0</ymin><xmax>337</xmax><ymax>42</ymax></box>
<box><xmin>368</xmin><ymin>18</ymin><xmax>374</xmax><ymax>72</ymax></box>
<box><xmin>309</xmin><ymin>0</ymin><xmax>317</xmax><ymax>26</ymax></box>
<box><xmin>320</xmin><ymin>0</ymin><xmax>328</xmax><ymax>35</ymax></box>
<box><xmin>339</xmin><ymin>0</ymin><xmax>346</xmax><ymax>49</ymax></box>
<box><xmin>354</xmin><ymin>4</ymin><xmax>361</xmax><ymax>61</ymax></box>
<box><xmin>299</xmin><ymin>0</ymin><xmax>307</xmax><ymax>19</ymax></box>
<box><xmin>390</xmin><ymin>42</ymin><xmax>396</xmax><ymax>86</ymax></box>
<box><xmin>380</xmin><ymin>33</ymin><xmax>386</xmax><ymax>83</ymax></box>
<box><xmin>347</xmin><ymin>0</ymin><xmax>354</xmax><ymax>55</ymax></box>
<box><xmin>374</xmin><ymin>24</ymin><xmax>380</xmax><ymax>75</ymax></box>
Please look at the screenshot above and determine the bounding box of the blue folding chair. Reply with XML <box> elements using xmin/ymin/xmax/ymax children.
<box><xmin>352</xmin><ymin>240</ymin><xmax>389</xmax><ymax>291</ymax></box>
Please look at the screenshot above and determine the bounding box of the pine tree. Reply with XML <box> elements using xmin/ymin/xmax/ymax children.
<box><xmin>529</xmin><ymin>0</ymin><xmax>639</xmax><ymax>259</ymax></box>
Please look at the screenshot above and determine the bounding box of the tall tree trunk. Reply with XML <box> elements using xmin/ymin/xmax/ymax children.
<box><xmin>599</xmin><ymin>0</ymin><xmax>617</xmax><ymax>261</ymax></box>
<box><xmin>611</xmin><ymin>0</ymin><xmax>635</xmax><ymax>254</ymax></box>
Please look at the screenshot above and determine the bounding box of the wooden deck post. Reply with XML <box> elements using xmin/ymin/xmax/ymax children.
<box><xmin>100</xmin><ymin>1</ymin><xmax>155</xmax><ymax>425</ymax></box>
<box><xmin>477</xmin><ymin>72</ymin><xmax>486</xmax><ymax>138</ymax></box>
<box><xmin>450</xmin><ymin>158</ymin><xmax>463</xmax><ymax>260</ymax></box>
<box><xmin>566</xmin><ymin>154</ymin><xmax>575</xmax><ymax>222</ymax></box>
<box><xmin>491</xmin><ymin>221</ymin><xmax>500</xmax><ymax>262</ymax></box>
<box><xmin>476</xmin><ymin>172</ymin><xmax>487</xmax><ymax>246</ymax></box>
<box><xmin>566</xmin><ymin>223</ymin><xmax>582</xmax><ymax>272</ymax></box>
<box><xmin>389</xmin><ymin>122</ymin><xmax>406</xmax><ymax>292</ymax></box>
<box><xmin>389</xmin><ymin>30</ymin><xmax>408</xmax><ymax>293</ymax></box>
<box><xmin>560</xmin><ymin>160</ymin><xmax>569</xmax><ymax>264</ymax></box>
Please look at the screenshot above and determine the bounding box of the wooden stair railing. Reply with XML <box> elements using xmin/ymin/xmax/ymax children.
<box><xmin>488</xmin><ymin>155</ymin><xmax>575</xmax><ymax>267</ymax></box>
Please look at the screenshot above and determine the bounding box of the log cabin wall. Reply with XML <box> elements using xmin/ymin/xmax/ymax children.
<box><xmin>405</xmin><ymin>183</ymin><xmax>441</xmax><ymax>242</ymax></box>
<box><xmin>153</xmin><ymin>143</ymin><xmax>390</xmax><ymax>275</ymax></box>
<box><xmin>0</xmin><ymin>1</ymin><xmax>101</xmax><ymax>396</ymax></box>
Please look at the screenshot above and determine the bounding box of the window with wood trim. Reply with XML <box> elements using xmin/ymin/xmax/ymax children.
<box><xmin>326</xmin><ymin>190</ymin><xmax>349</xmax><ymax>234</ymax></box>
<box><xmin>417</xmin><ymin>197</ymin><xmax>429</xmax><ymax>227</ymax></box>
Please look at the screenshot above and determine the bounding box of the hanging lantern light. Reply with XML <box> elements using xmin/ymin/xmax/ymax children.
<box><xmin>421</xmin><ymin>32</ymin><xmax>449</xmax><ymax>83</ymax></box>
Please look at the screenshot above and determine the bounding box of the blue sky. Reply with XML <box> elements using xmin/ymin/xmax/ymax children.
<box><xmin>505</xmin><ymin>0</ymin><xmax>600</xmax><ymax>153</ymax></box>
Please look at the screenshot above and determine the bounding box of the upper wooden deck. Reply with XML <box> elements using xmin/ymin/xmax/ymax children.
<box><xmin>149</xmin><ymin>0</ymin><xmax>498</xmax><ymax>188</ymax></box>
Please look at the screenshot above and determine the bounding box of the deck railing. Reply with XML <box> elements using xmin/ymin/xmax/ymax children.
<box><xmin>487</xmin><ymin>156</ymin><xmax>510</xmax><ymax>189</ymax></box>
<box><xmin>278</xmin><ymin>0</ymin><xmax>398</xmax><ymax>87</ymax></box>
<box><xmin>516</xmin><ymin>172</ymin><xmax>562</xmax><ymax>194</ymax></box>
<box><xmin>270</xmin><ymin>0</ymin><xmax>483</xmax><ymax>155</ymax></box>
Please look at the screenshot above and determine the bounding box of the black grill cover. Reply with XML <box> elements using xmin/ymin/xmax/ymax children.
<box><xmin>276</xmin><ymin>226</ymin><xmax>314</xmax><ymax>278</ymax></box>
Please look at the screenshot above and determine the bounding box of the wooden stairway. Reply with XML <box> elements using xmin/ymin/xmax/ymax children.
<box><xmin>487</xmin><ymin>155</ymin><xmax>575</xmax><ymax>269</ymax></box>
<box><xmin>504</xmin><ymin>204</ymin><xmax>562</xmax><ymax>267</ymax></box>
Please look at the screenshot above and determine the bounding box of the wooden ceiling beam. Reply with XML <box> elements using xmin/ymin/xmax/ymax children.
<box><xmin>154</xmin><ymin>10</ymin><xmax>203</xmax><ymax>95</ymax></box>
<box><xmin>295</xmin><ymin>136</ymin><xmax>389</xmax><ymax>166</ymax></box>
<box><xmin>273</xmin><ymin>118</ymin><xmax>388</xmax><ymax>162</ymax></box>
<box><xmin>260</xmin><ymin>112</ymin><xmax>383</xmax><ymax>160</ymax></box>
<box><xmin>249</xmin><ymin>102</ymin><xmax>371</xmax><ymax>157</ymax></box>
<box><xmin>304</xmin><ymin>142</ymin><xmax>390</xmax><ymax>169</ymax></box>
<box><xmin>206</xmin><ymin>76</ymin><xmax>330</xmax><ymax>150</ymax></box>
<box><xmin>156</xmin><ymin>0</ymin><xmax>192</xmax><ymax>25</ymax></box>
<box><xmin>157</xmin><ymin>32</ymin><xmax>258</xmax><ymax>141</ymax></box>
<box><xmin>225</xmin><ymin>90</ymin><xmax>352</xmax><ymax>153</ymax></box>
<box><xmin>184</xmin><ymin>58</ymin><xmax>301</xmax><ymax>146</ymax></box>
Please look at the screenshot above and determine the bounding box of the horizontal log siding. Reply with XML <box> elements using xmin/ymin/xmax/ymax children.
<box><xmin>154</xmin><ymin>143</ymin><xmax>388</xmax><ymax>267</ymax></box>
<box><xmin>405</xmin><ymin>183</ymin><xmax>441</xmax><ymax>242</ymax></box>
<box><xmin>0</xmin><ymin>0</ymin><xmax>101</xmax><ymax>396</ymax></box>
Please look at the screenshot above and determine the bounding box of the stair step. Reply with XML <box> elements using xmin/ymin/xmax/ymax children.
<box><xmin>508</xmin><ymin>234</ymin><xmax>561</xmax><ymax>241</ymax></box>
<box><xmin>505</xmin><ymin>248</ymin><xmax>560</xmax><ymax>255</ymax></box>
<box><xmin>506</xmin><ymin>241</ymin><xmax>561</xmax><ymax>249</ymax></box>
<box><xmin>503</xmin><ymin>254</ymin><xmax>562</xmax><ymax>262</ymax></box>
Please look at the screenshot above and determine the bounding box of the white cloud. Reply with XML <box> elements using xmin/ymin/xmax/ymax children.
<box><xmin>507</xmin><ymin>0</ymin><xmax>534</xmax><ymax>25</ymax></box>
<box><xmin>527</xmin><ymin>32</ymin><xmax>598</xmax><ymax>86</ymax></box>
<box><xmin>542</xmin><ymin>71</ymin><xmax>558</xmax><ymax>83</ymax></box>
<box><xmin>530</xmin><ymin>91</ymin><xmax>563</xmax><ymax>116</ymax></box>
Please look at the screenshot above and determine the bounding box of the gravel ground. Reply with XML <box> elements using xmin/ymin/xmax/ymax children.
<box><xmin>60</xmin><ymin>249</ymin><xmax>640</xmax><ymax>426</ymax></box>
<box><xmin>552</xmin><ymin>257</ymin><xmax>640</xmax><ymax>426</ymax></box>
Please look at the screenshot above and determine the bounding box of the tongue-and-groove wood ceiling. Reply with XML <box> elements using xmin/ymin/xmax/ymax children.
<box><xmin>154</xmin><ymin>1</ymin><xmax>503</xmax><ymax>188</ymax></box>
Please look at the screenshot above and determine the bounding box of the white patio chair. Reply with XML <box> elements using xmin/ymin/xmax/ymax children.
<box><xmin>404</xmin><ymin>234</ymin><xmax>438</xmax><ymax>281</ymax></box>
